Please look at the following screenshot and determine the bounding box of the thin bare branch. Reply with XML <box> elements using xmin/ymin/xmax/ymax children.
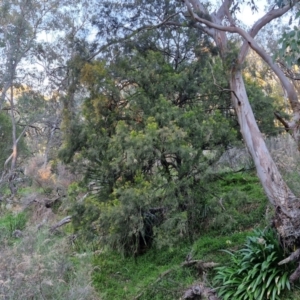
<box><xmin>88</xmin><ymin>11</ymin><xmax>181</xmax><ymax>60</ymax></box>
<box><xmin>274</xmin><ymin>112</ymin><xmax>290</xmax><ymax>131</ymax></box>
<box><xmin>181</xmin><ymin>5</ymin><xmax>300</xmax><ymax>118</ymax></box>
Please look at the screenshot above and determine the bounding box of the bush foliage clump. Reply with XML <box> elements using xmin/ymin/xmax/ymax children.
<box><xmin>213</xmin><ymin>229</ymin><xmax>292</xmax><ymax>300</ymax></box>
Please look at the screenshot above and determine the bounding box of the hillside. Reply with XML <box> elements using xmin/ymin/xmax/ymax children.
<box><xmin>0</xmin><ymin>136</ymin><xmax>299</xmax><ymax>299</ymax></box>
<box><xmin>1</xmin><ymin>1</ymin><xmax>300</xmax><ymax>299</ymax></box>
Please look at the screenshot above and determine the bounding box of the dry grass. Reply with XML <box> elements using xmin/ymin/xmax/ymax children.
<box><xmin>267</xmin><ymin>135</ymin><xmax>300</xmax><ymax>171</ymax></box>
<box><xmin>24</xmin><ymin>156</ymin><xmax>78</xmax><ymax>197</ymax></box>
<box><xmin>217</xmin><ymin>134</ymin><xmax>300</xmax><ymax>172</ymax></box>
<box><xmin>25</xmin><ymin>155</ymin><xmax>56</xmax><ymax>191</ymax></box>
<box><xmin>0</xmin><ymin>225</ymin><xmax>99</xmax><ymax>300</ymax></box>
<box><xmin>0</xmin><ymin>154</ymin><xmax>101</xmax><ymax>299</ymax></box>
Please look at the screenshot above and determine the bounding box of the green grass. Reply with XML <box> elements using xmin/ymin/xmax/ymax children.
<box><xmin>92</xmin><ymin>171</ymin><xmax>271</xmax><ymax>299</ymax></box>
<box><xmin>205</xmin><ymin>171</ymin><xmax>269</xmax><ymax>234</ymax></box>
<box><xmin>92</xmin><ymin>231</ymin><xmax>261</xmax><ymax>299</ymax></box>
<box><xmin>0</xmin><ymin>211</ymin><xmax>27</xmax><ymax>240</ymax></box>
<box><xmin>283</xmin><ymin>171</ymin><xmax>300</xmax><ymax>196</ymax></box>
<box><xmin>93</xmin><ymin>243</ymin><xmax>193</xmax><ymax>299</ymax></box>
<box><xmin>91</xmin><ymin>171</ymin><xmax>300</xmax><ymax>300</ymax></box>
<box><xmin>0</xmin><ymin>184</ymin><xmax>11</xmax><ymax>197</ymax></box>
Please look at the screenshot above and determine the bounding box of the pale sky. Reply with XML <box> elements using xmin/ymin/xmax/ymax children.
<box><xmin>237</xmin><ymin>1</ymin><xmax>267</xmax><ymax>26</ymax></box>
<box><xmin>208</xmin><ymin>0</ymin><xmax>268</xmax><ymax>27</ymax></box>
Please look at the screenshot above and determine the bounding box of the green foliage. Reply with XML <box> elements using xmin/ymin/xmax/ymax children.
<box><xmin>278</xmin><ymin>17</ymin><xmax>300</xmax><ymax>67</ymax></box>
<box><xmin>67</xmin><ymin>182</ymin><xmax>100</xmax><ymax>241</ymax></box>
<box><xmin>16</xmin><ymin>90</ymin><xmax>49</xmax><ymax>123</ymax></box>
<box><xmin>90</xmin><ymin>170</ymin><xmax>287</xmax><ymax>300</ymax></box>
<box><xmin>60</xmin><ymin>6</ymin><xmax>282</xmax><ymax>257</ymax></box>
<box><xmin>93</xmin><ymin>241</ymin><xmax>195</xmax><ymax>300</ymax></box>
<box><xmin>192</xmin><ymin>231</ymin><xmax>251</xmax><ymax>263</ymax></box>
<box><xmin>0</xmin><ymin>212</ymin><xmax>27</xmax><ymax>240</ymax></box>
<box><xmin>207</xmin><ymin>172</ymin><xmax>268</xmax><ymax>234</ymax></box>
<box><xmin>92</xmin><ymin>230</ymin><xmax>253</xmax><ymax>300</ymax></box>
<box><xmin>62</xmin><ymin>42</ymin><xmax>237</xmax><ymax>255</ymax></box>
<box><xmin>223</xmin><ymin>40</ymin><xmax>241</xmax><ymax>70</ymax></box>
<box><xmin>245</xmin><ymin>78</ymin><xmax>279</xmax><ymax>136</ymax></box>
<box><xmin>91</xmin><ymin>170</ymin><xmax>271</xmax><ymax>299</ymax></box>
<box><xmin>0</xmin><ymin>184</ymin><xmax>11</xmax><ymax>197</ymax></box>
<box><xmin>213</xmin><ymin>229</ymin><xmax>292</xmax><ymax>300</ymax></box>
<box><xmin>0</xmin><ymin>112</ymin><xmax>14</xmax><ymax>170</ymax></box>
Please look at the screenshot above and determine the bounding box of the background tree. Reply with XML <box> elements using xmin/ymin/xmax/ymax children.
<box><xmin>0</xmin><ymin>0</ymin><xmax>96</xmax><ymax>193</ymax></box>
<box><xmin>60</xmin><ymin>0</ymin><xmax>297</xmax><ymax>257</ymax></box>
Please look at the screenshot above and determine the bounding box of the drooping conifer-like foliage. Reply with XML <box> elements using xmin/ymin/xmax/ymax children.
<box><xmin>60</xmin><ymin>23</ymin><xmax>239</xmax><ymax>255</ymax></box>
<box><xmin>60</xmin><ymin>11</ymin><xmax>279</xmax><ymax>255</ymax></box>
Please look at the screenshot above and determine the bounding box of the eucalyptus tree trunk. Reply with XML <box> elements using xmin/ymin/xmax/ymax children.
<box><xmin>181</xmin><ymin>0</ymin><xmax>300</xmax><ymax>279</ymax></box>
<box><xmin>230</xmin><ymin>69</ymin><xmax>300</xmax><ymax>246</ymax></box>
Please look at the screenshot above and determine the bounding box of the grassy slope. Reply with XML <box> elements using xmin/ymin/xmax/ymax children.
<box><xmin>0</xmin><ymin>190</ymin><xmax>99</xmax><ymax>300</ymax></box>
<box><xmin>92</xmin><ymin>171</ymin><xmax>287</xmax><ymax>300</ymax></box>
<box><xmin>1</xmin><ymin>171</ymin><xmax>300</xmax><ymax>299</ymax></box>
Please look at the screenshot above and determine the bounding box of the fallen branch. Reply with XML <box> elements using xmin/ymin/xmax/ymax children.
<box><xmin>278</xmin><ymin>248</ymin><xmax>300</xmax><ymax>265</ymax></box>
<box><xmin>181</xmin><ymin>260</ymin><xmax>219</xmax><ymax>275</ymax></box>
<box><xmin>274</xmin><ymin>111</ymin><xmax>290</xmax><ymax>132</ymax></box>
<box><xmin>49</xmin><ymin>216</ymin><xmax>71</xmax><ymax>233</ymax></box>
<box><xmin>278</xmin><ymin>249</ymin><xmax>300</xmax><ymax>284</ymax></box>
<box><xmin>183</xmin><ymin>282</ymin><xmax>220</xmax><ymax>300</ymax></box>
<box><xmin>182</xmin><ymin>284</ymin><xmax>201</xmax><ymax>299</ymax></box>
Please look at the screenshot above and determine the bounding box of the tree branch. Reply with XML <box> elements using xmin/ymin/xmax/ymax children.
<box><xmin>239</xmin><ymin>4</ymin><xmax>294</xmax><ymax>63</ymax></box>
<box><xmin>183</xmin><ymin>0</ymin><xmax>214</xmax><ymax>36</ymax></box>
<box><xmin>88</xmin><ymin>11</ymin><xmax>181</xmax><ymax>60</ymax></box>
<box><xmin>278</xmin><ymin>248</ymin><xmax>300</xmax><ymax>265</ymax></box>
<box><xmin>49</xmin><ymin>216</ymin><xmax>72</xmax><ymax>233</ymax></box>
<box><xmin>274</xmin><ymin>112</ymin><xmax>290</xmax><ymax>131</ymax></box>
<box><xmin>215</xmin><ymin>0</ymin><xmax>234</xmax><ymax>22</ymax></box>
<box><xmin>181</xmin><ymin>4</ymin><xmax>300</xmax><ymax>121</ymax></box>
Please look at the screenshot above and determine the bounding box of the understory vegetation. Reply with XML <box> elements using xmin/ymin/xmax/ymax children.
<box><xmin>2</xmin><ymin>0</ymin><xmax>300</xmax><ymax>299</ymax></box>
<box><xmin>90</xmin><ymin>169</ymin><xmax>300</xmax><ymax>300</ymax></box>
<box><xmin>214</xmin><ymin>229</ymin><xmax>292</xmax><ymax>300</ymax></box>
<box><xmin>2</xmin><ymin>157</ymin><xmax>300</xmax><ymax>299</ymax></box>
<box><xmin>0</xmin><ymin>196</ymin><xmax>98</xmax><ymax>299</ymax></box>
